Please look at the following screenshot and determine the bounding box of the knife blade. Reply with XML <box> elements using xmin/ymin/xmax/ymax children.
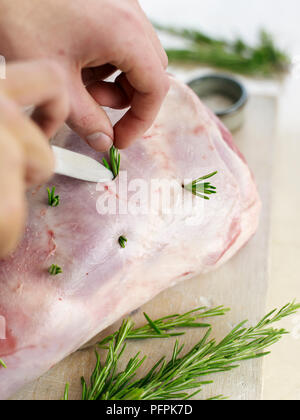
<box><xmin>51</xmin><ymin>146</ymin><xmax>114</xmax><ymax>183</ymax></box>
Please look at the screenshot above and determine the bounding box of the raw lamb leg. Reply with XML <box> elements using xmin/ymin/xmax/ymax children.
<box><xmin>0</xmin><ymin>77</ymin><xmax>261</xmax><ymax>399</ymax></box>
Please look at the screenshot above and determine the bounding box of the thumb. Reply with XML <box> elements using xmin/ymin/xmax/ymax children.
<box><xmin>67</xmin><ymin>80</ymin><xmax>114</xmax><ymax>152</ymax></box>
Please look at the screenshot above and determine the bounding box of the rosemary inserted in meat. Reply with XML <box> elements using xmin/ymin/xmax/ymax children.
<box><xmin>184</xmin><ymin>171</ymin><xmax>217</xmax><ymax>200</ymax></box>
<box><xmin>49</xmin><ymin>264</ymin><xmax>63</xmax><ymax>276</ymax></box>
<box><xmin>103</xmin><ymin>146</ymin><xmax>121</xmax><ymax>179</ymax></box>
<box><xmin>0</xmin><ymin>359</ymin><xmax>6</xmax><ymax>369</ymax></box>
<box><xmin>118</xmin><ymin>236</ymin><xmax>128</xmax><ymax>249</ymax></box>
<box><xmin>47</xmin><ymin>187</ymin><xmax>60</xmax><ymax>207</ymax></box>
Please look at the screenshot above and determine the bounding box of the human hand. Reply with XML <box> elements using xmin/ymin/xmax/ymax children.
<box><xmin>0</xmin><ymin>60</ymin><xmax>69</xmax><ymax>258</ymax></box>
<box><xmin>0</xmin><ymin>0</ymin><xmax>169</xmax><ymax>150</ymax></box>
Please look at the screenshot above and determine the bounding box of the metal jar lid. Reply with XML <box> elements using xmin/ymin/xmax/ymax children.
<box><xmin>188</xmin><ymin>74</ymin><xmax>248</xmax><ymax>132</ymax></box>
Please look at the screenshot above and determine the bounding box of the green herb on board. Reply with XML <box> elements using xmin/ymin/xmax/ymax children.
<box><xmin>154</xmin><ymin>24</ymin><xmax>290</xmax><ymax>77</ymax></box>
<box><xmin>63</xmin><ymin>302</ymin><xmax>299</xmax><ymax>400</ymax></box>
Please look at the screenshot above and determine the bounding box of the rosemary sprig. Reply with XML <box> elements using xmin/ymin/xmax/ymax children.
<box><xmin>184</xmin><ymin>171</ymin><xmax>217</xmax><ymax>200</ymax></box>
<box><xmin>49</xmin><ymin>264</ymin><xmax>63</xmax><ymax>276</ymax></box>
<box><xmin>98</xmin><ymin>306</ymin><xmax>229</xmax><ymax>347</ymax></box>
<box><xmin>64</xmin><ymin>302</ymin><xmax>299</xmax><ymax>400</ymax></box>
<box><xmin>103</xmin><ymin>146</ymin><xmax>121</xmax><ymax>179</ymax></box>
<box><xmin>155</xmin><ymin>24</ymin><xmax>290</xmax><ymax>77</ymax></box>
<box><xmin>118</xmin><ymin>236</ymin><xmax>128</xmax><ymax>249</ymax></box>
<box><xmin>47</xmin><ymin>187</ymin><xmax>60</xmax><ymax>207</ymax></box>
<box><xmin>0</xmin><ymin>359</ymin><xmax>6</xmax><ymax>369</ymax></box>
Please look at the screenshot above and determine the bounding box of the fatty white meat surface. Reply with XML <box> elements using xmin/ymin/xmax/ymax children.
<box><xmin>0</xmin><ymin>77</ymin><xmax>260</xmax><ymax>399</ymax></box>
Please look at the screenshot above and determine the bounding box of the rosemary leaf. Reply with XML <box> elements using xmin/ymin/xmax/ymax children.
<box><xmin>63</xmin><ymin>383</ymin><xmax>69</xmax><ymax>400</ymax></box>
<box><xmin>0</xmin><ymin>359</ymin><xmax>6</xmax><ymax>369</ymax></box>
<box><xmin>143</xmin><ymin>313</ymin><xmax>164</xmax><ymax>335</ymax></box>
<box><xmin>102</xmin><ymin>158</ymin><xmax>111</xmax><ymax>171</ymax></box>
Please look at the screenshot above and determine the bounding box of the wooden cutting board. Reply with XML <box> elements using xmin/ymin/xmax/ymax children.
<box><xmin>12</xmin><ymin>94</ymin><xmax>276</xmax><ymax>400</ymax></box>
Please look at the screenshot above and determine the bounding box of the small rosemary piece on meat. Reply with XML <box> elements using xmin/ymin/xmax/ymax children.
<box><xmin>49</xmin><ymin>264</ymin><xmax>63</xmax><ymax>276</ymax></box>
<box><xmin>103</xmin><ymin>146</ymin><xmax>121</xmax><ymax>179</ymax></box>
<box><xmin>118</xmin><ymin>236</ymin><xmax>128</xmax><ymax>249</ymax></box>
<box><xmin>0</xmin><ymin>359</ymin><xmax>6</xmax><ymax>369</ymax></box>
<box><xmin>184</xmin><ymin>171</ymin><xmax>217</xmax><ymax>200</ymax></box>
<box><xmin>47</xmin><ymin>187</ymin><xmax>60</xmax><ymax>207</ymax></box>
<box><xmin>63</xmin><ymin>302</ymin><xmax>300</xmax><ymax>400</ymax></box>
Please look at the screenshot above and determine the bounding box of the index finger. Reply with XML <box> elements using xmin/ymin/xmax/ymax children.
<box><xmin>113</xmin><ymin>42</ymin><xmax>170</xmax><ymax>149</ymax></box>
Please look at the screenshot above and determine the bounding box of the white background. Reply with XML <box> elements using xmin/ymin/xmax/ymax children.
<box><xmin>140</xmin><ymin>0</ymin><xmax>300</xmax><ymax>53</ymax></box>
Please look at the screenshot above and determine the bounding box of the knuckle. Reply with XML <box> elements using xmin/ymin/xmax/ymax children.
<box><xmin>119</xmin><ymin>7</ymin><xmax>141</xmax><ymax>28</ymax></box>
<box><xmin>162</xmin><ymin>51</ymin><xmax>169</xmax><ymax>69</ymax></box>
<box><xmin>160</xmin><ymin>58</ymin><xmax>168</xmax><ymax>71</ymax></box>
<box><xmin>153</xmin><ymin>74</ymin><xmax>170</xmax><ymax>101</ymax></box>
<box><xmin>70</xmin><ymin>108</ymin><xmax>112</xmax><ymax>139</ymax></box>
<box><xmin>76</xmin><ymin>113</ymin><xmax>97</xmax><ymax>131</ymax></box>
<box><xmin>115</xmin><ymin>8</ymin><xmax>145</xmax><ymax>48</ymax></box>
<box><xmin>162</xmin><ymin>74</ymin><xmax>170</xmax><ymax>95</ymax></box>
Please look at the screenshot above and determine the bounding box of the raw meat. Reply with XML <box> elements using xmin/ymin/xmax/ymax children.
<box><xmin>0</xmin><ymin>77</ymin><xmax>261</xmax><ymax>399</ymax></box>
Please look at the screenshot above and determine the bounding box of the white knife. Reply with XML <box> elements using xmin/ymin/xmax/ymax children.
<box><xmin>51</xmin><ymin>145</ymin><xmax>114</xmax><ymax>183</ymax></box>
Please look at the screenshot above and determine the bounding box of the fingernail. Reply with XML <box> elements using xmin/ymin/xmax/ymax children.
<box><xmin>86</xmin><ymin>132</ymin><xmax>113</xmax><ymax>151</ymax></box>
